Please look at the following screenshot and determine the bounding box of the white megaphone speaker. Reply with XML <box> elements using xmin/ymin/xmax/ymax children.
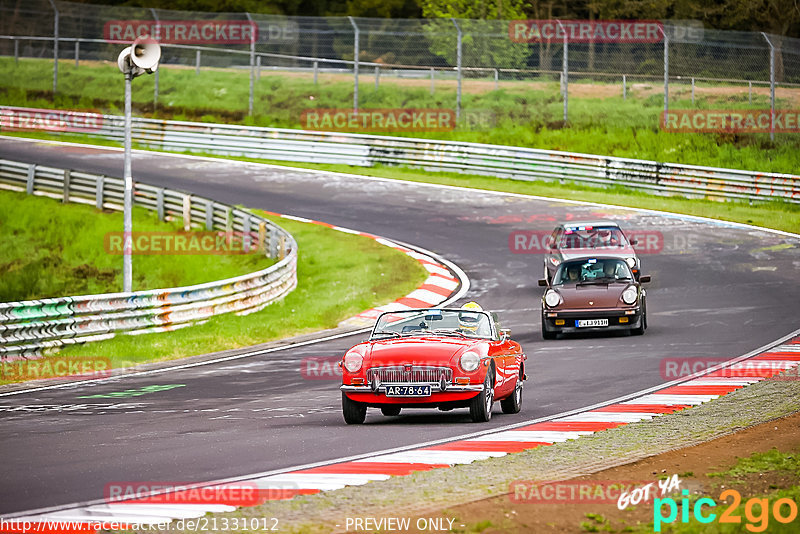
<box><xmin>117</xmin><ymin>36</ymin><xmax>161</xmax><ymax>77</ymax></box>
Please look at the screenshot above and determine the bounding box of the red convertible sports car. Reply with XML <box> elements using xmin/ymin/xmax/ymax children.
<box><xmin>340</xmin><ymin>305</ymin><xmax>527</xmax><ymax>424</ymax></box>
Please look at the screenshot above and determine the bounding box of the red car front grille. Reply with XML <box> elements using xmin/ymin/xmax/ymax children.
<box><xmin>366</xmin><ymin>366</ymin><xmax>453</xmax><ymax>384</ymax></box>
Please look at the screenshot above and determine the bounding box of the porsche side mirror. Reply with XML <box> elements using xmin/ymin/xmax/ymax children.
<box><xmin>500</xmin><ymin>328</ymin><xmax>511</xmax><ymax>339</ymax></box>
<box><xmin>639</xmin><ymin>275</ymin><xmax>651</xmax><ymax>283</ymax></box>
<box><xmin>538</xmin><ymin>279</ymin><xmax>548</xmax><ymax>287</ymax></box>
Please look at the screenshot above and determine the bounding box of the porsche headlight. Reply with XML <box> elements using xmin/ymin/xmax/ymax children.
<box><xmin>625</xmin><ymin>257</ymin><xmax>637</xmax><ymax>268</ymax></box>
<box><xmin>459</xmin><ymin>351</ymin><xmax>480</xmax><ymax>372</ymax></box>
<box><xmin>343</xmin><ymin>350</ymin><xmax>363</xmax><ymax>373</ymax></box>
<box><xmin>544</xmin><ymin>289</ymin><xmax>562</xmax><ymax>308</ymax></box>
<box><xmin>622</xmin><ymin>286</ymin><xmax>638</xmax><ymax>305</ymax></box>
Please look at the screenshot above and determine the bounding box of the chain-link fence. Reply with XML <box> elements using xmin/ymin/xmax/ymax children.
<box><xmin>1</xmin><ymin>0</ymin><xmax>799</xmax><ymax>138</ymax></box>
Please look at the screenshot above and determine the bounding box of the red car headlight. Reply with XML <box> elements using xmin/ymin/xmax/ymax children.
<box><xmin>459</xmin><ymin>351</ymin><xmax>480</xmax><ymax>373</ymax></box>
<box><xmin>343</xmin><ymin>350</ymin><xmax>363</xmax><ymax>373</ymax></box>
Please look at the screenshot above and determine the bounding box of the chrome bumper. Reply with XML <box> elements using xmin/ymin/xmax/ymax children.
<box><xmin>340</xmin><ymin>382</ymin><xmax>484</xmax><ymax>394</ymax></box>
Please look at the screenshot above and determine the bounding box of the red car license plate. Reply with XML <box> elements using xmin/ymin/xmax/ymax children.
<box><xmin>385</xmin><ymin>385</ymin><xmax>432</xmax><ymax>397</ymax></box>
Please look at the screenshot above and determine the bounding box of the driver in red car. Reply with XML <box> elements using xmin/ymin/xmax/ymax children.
<box><xmin>458</xmin><ymin>301</ymin><xmax>492</xmax><ymax>336</ymax></box>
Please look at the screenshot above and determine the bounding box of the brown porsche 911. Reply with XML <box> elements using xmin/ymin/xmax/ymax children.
<box><xmin>538</xmin><ymin>257</ymin><xmax>651</xmax><ymax>339</ymax></box>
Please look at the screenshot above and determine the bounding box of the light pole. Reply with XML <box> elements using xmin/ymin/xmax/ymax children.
<box><xmin>117</xmin><ymin>37</ymin><xmax>161</xmax><ymax>292</ymax></box>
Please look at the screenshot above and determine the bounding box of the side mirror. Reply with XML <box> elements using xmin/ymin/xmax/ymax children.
<box><xmin>629</xmin><ymin>238</ymin><xmax>639</xmax><ymax>246</ymax></box>
<box><xmin>500</xmin><ymin>328</ymin><xmax>511</xmax><ymax>339</ymax></box>
<box><xmin>538</xmin><ymin>279</ymin><xmax>548</xmax><ymax>287</ymax></box>
<box><xmin>639</xmin><ymin>275</ymin><xmax>651</xmax><ymax>283</ymax></box>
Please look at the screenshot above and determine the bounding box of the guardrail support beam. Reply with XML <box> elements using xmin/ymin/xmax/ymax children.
<box><xmin>205</xmin><ymin>200</ymin><xmax>214</xmax><ymax>230</ymax></box>
<box><xmin>96</xmin><ymin>175</ymin><xmax>105</xmax><ymax>210</ymax></box>
<box><xmin>156</xmin><ymin>188</ymin><xmax>164</xmax><ymax>221</ymax></box>
<box><xmin>26</xmin><ymin>164</ymin><xmax>35</xmax><ymax>195</ymax></box>
<box><xmin>62</xmin><ymin>169</ymin><xmax>70</xmax><ymax>203</ymax></box>
<box><xmin>182</xmin><ymin>195</ymin><xmax>191</xmax><ymax>231</ymax></box>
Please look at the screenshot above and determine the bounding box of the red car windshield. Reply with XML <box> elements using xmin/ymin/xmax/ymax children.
<box><xmin>372</xmin><ymin>309</ymin><xmax>494</xmax><ymax>339</ymax></box>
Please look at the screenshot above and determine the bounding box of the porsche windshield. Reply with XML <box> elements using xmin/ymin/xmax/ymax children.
<box><xmin>371</xmin><ymin>309</ymin><xmax>493</xmax><ymax>339</ymax></box>
<box><xmin>553</xmin><ymin>258</ymin><xmax>633</xmax><ymax>285</ymax></box>
<box><xmin>560</xmin><ymin>226</ymin><xmax>628</xmax><ymax>249</ymax></box>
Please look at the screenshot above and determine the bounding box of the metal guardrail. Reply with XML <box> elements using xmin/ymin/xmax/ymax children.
<box><xmin>0</xmin><ymin>157</ymin><xmax>298</xmax><ymax>358</ymax></box>
<box><xmin>2</xmin><ymin>106</ymin><xmax>797</xmax><ymax>203</ymax></box>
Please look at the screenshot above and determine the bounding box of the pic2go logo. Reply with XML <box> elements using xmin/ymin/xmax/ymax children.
<box><xmin>654</xmin><ymin>489</ymin><xmax>799</xmax><ymax>532</ymax></box>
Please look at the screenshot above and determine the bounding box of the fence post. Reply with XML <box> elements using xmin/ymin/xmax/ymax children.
<box><xmin>451</xmin><ymin>18</ymin><xmax>462</xmax><ymax>121</ymax></box>
<box><xmin>622</xmin><ymin>74</ymin><xmax>627</xmax><ymax>100</ymax></box>
<box><xmin>375</xmin><ymin>66</ymin><xmax>380</xmax><ymax>89</ymax></box>
<box><xmin>205</xmin><ymin>200</ymin><xmax>214</xmax><ymax>230</ymax></box>
<box><xmin>47</xmin><ymin>0</ymin><xmax>58</xmax><ymax>95</ymax></box>
<box><xmin>662</xmin><ymin>28</ymin><xmax>669</xmax><ymax>117</ymax></box>
<box><xmin>74</xmin><ymin>41</ymin><xmax>79</xmax><ymax>67</ymax></box>
<box><xmin>748</xmin><ymin>81</ymin><xmax>752</xmax><ymax>105</ymax></box>
<box><xmin>182</xmin><ymin>195</ymin><xmax>191</xmax><ymax>231</ymax></box>
<box><xmin>150</xmin><ymin>8</ymin><xmax>160</xmax><ymax>108</ymax></box>
<box><xmin>26</xmin><ymin>164</ymin><xmax>35</xmax><ymax>194</ymax></box>
<box><xmin>494</xmin><ymin>68</ymin><xmax>498</xmax><ymax>90</ymax></box>
<box><xmin>348</xmin><ymin>16</ymin><xmax>359</xmax><ymax>113</ymax></box>
<box><xmin>245</xmin><ymin>12</ymin><xmax>255</xmax><ymax>117</ymax></box>
<box><xmin>62</xmin><ymin>169</ymin><xmax>71</xmax><ymax>203</ymax></box>
<box><xmin>556</xmin><ymin>19</ymin><xmax>568</xmax><ymax>125</ymax></box>
<box><xmin>762</xmin><ymin>32</ymin><xmax>776</xmax><ymax>142</ymax></box>
<box><xmin>313</xmin><ymin>60</ymin><xmax>318</xmax><ymax>84</ymax></box>
<box><xmin>14</xmin><ymin>38</ymin><xmax>19</xmax><ymax>65</ymax></box>
<box><xmin>242</xmin><ymin>213</ymin><xmax>252</xmax><ymax>252</ymax></box>
<box><xmin>430</xmin><ymin>67</ymin><xmax>435</xmax><ymax>95</ymax></box>
<box><xmin>257</xmin><ymin>55</ymin><xmax>261</xmax><ymax>82</ymax></box>
<box><xmin>96</xmin><ymin>175</ymin><xmax>104</xmax><ymax>209</ymax></box>
<box><xmin>691</xmin><ymin>77</ymin><xmax>695</xmax><ymax>105</ymax></box>
<box><xmin>156</xmin><ymin>188</ymin><xmax>164</xmax><ymax>221</ymax></box>
<box><xmin>258</xmin><ymin>221</ymin><xmax>267</xmax><ymax>253</ymax></box>
<box><xmin>195</xmin><ymin>50</ymin><xmax>201</xmax><ymax>75</ymax></box>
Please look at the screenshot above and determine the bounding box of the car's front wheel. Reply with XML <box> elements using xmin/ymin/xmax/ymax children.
<box><xmin>631</xmin><ymin>300</ymin><xmax>647</xmax><ymax>336</ymax></box>
<box><xmin>380</xmin><ymin>406</ymin><xmax>401</xmax><ymax>416</ymax></box>
<box><xmin>342</xmin><ymin>393</ymin><xmax>367</xmax><ymax>424</ymax></box>
<box><xmin>501</xmin><ymin>375</ymin><xmax>523</xmax><ymax>414</ymax></box>
<box><xmin>469</xmin><ymin>370</ymin><xmax>494</xmax><ymax>423</ymax></box>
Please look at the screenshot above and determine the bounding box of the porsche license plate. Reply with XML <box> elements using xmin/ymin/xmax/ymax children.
<box><xmin>385</xmin><ymin>385</ymin><xmax>431</xmax><ymax>397</ymax></box>
<box><xmin>575</xmin><ymin>319</ymin><xmax>609</xmax><ymax>328</ymax></box>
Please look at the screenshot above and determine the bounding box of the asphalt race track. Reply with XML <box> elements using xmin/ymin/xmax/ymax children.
<box><xmin>1</xmin><ymin>138</ymin><xmax>799</xmax><ymax>515</ymax></box>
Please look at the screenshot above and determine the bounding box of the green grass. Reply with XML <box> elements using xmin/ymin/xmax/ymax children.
<box><xmin>0</xmin><ymin>189</ymin><xmax>270</xmax><ymax>301</ymax></box>
<box><xmin>57</xmin><ymin>211</ymin><xmax>428</xmax><ymax>369</ymax></box>
<box><xmin>2</xmin><ymin>57</ymin><xmax>799</xmax><ymax>174</ymax></box>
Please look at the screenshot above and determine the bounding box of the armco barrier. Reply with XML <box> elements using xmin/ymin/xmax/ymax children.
<box><xmin>1</xmin><ymin>106</ymin><xmax>797</xmax><ymax>203</ymax></box>
<box><xmin>0</xmin><ymin>158</ymin><xmax>298</xmax><ymax>359</ymax></box>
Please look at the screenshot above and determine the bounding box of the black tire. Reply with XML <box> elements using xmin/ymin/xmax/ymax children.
<box><xmin>380</xmin><ymin>406</ymin><xmax>401</xmax><ymax>416</ymax></box>
<box><xmin>469</xmin><ymin>369</ymin><xmax>494</xmax><ymax>423</ymax></box>
<box><xmin>500</xmin><ymin>375</ymin><xmax>523</xmax><ymax>414</ymax></box>
<box><xmin>541</xmin><ymin>315</ymin><xmax>557</xmax><ymax>340</ymax></box>
<box><xmin>631</xmin><ymin>299</ymin><xmax>647</xmax><ymax>336</ymax></box>
<box><xmin>342</xmin><ymin>392</ymin><xmax>367</xmax><ymax>424</ymax></box>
